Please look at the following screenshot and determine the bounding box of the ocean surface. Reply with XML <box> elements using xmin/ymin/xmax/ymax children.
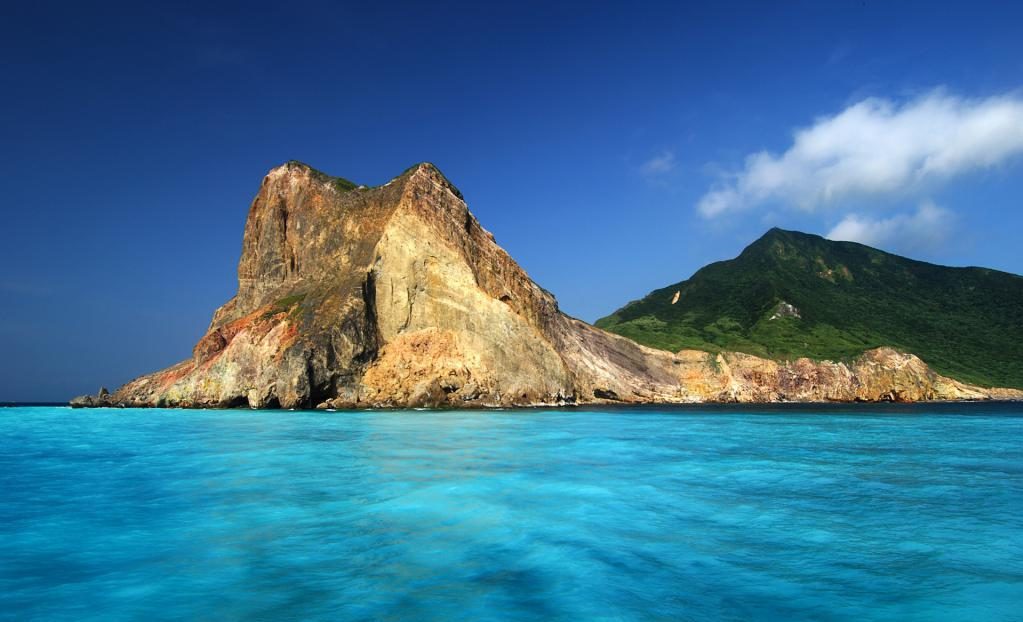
<box><xmin>1</xmin><ymin>404</ymin><xmax>1021</xmax><ymax>621</ymax></box>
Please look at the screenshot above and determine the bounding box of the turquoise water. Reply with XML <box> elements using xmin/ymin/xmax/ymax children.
<box><xmin>1</xmin><ymin>405</ymin><xmax>1021</xmax><ymax>621</ymax></box>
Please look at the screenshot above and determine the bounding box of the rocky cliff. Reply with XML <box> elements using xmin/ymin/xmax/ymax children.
<box><xmin>72</xmin><ymin>162</ymin><xmax>1022</xmax><ymax>408</ymax></box>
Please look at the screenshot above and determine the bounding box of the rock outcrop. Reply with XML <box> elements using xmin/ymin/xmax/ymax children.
<box><xmin>72</xmin><ymin>162</ymin><xmax>1022</xmax><ymax>408</ymax></box>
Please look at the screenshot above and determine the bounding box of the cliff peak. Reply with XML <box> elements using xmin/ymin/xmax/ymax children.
<box><xmin>392</xmin><ymin>161</ymin><xmax>464</xmax><ymax>200</ymax></box>
<box><xmin>748</xmin><ymin>227</ymin><xmax>823</xmax><ymax>248</ymax></box>
<box><xmin>263</xmin><ymin>160</ymin><xmax>359</xmax><ymax>194</ymax></box>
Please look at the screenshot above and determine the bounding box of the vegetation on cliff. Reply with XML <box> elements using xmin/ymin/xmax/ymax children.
<box><xmin>596</xmin><ymin>228</ymin><xmax>1023</xmax><ymax>389</ymax></box>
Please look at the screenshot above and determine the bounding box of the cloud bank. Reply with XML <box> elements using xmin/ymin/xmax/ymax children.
<box><xmin>826</xmin><ymin>200</ymin><xmax>953</xmax><ymax>252</ymax></box>
<box><xmin>698</xmin><ymin>90</ymin><xmax>1023</xmax><ymax>217</ymax></box>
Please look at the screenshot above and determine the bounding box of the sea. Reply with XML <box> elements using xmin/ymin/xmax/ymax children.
<box><xmin>1</xmin><ymin>403</ymin><xmax>1021</xmax><ymax>621</ymax></box>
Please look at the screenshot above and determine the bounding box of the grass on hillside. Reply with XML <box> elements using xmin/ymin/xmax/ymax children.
<box><xmin>596</xmin><ymin>229</ymin><xmax>1023</xmax><ymax>389</ymax></box>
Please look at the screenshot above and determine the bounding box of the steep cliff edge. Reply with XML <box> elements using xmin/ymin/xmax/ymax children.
<box><xmin>72</xmin><ymin>162</ymin><xmax>1021</xmax><ymax>408</ymax></box>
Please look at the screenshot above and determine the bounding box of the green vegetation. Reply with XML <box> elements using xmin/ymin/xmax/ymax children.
<box><xmin>288</xmin><ymin>160</ymin><xmax>359</xmax><ymax>193</ymax></box>
<box><xmin>596</xmin><ymin>228</ymin><xmax>1023</xmax><ymax>388</ymax></box>
<box><xmin>331</xmin><ymin>176</ymin><xmax>358</xmax><ymax>193</ymax></box>
<box><xmin>261</xmin><ymin>293</ymin><xmax>308</xmax><ymax>321</ymax></box>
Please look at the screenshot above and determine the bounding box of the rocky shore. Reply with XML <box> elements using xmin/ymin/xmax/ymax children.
<box><xmin>72</xmin><ymin>162</ymin><xmax>1023</xmax><ymax>409</ymax></box>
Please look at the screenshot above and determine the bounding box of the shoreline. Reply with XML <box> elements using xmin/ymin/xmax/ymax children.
<box><xmin>54</xmin><ymin>396</ymin><xmax>1023</xmax><ymax>411</ymax></box>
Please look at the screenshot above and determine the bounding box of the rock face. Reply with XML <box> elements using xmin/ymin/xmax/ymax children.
<box><xmin>73</xmin><ymin>162</ymin><xmax>1022</xmax><ymax>408</ymax></box>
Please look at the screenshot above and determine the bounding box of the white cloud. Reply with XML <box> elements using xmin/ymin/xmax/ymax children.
<box><xmin>640</xmin><ymin>150</ymin><xmax>677</xmax><ymax>176</ymax></box>
<box><xmin>697</xmin><ymin>89</ymin><xmax>1023</xmax><ymax>218</ymax></box>
<box><xmin>826</xmin><ymin>200</ymin><xmax>954</xmax><ymax>252</ymax></box>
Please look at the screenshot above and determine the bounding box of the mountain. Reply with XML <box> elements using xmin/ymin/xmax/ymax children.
<box><xmin>71</xmin><ymin>164</ymin><xmax>1020</xmax><ymax>408</ymax></box>
<box><xmin>596</xmin><ymin>228</ymin><xmax>1023</xmax><ymax>389</ymax></box>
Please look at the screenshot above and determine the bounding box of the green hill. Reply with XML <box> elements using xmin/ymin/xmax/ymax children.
<box><xmin>595</xmin><ymin>228</ymin><xmax>1023</xmax><ymax>389</ymax></box>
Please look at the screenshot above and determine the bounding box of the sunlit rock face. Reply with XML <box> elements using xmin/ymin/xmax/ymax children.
<box><xmin>73</xmin><ymin>162</ymin><xmax>1022</xmax><ymax>408</ymax></box>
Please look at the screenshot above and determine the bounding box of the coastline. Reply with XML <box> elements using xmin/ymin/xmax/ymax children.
<box><xmin>64</xmin><ymin>394</ymin><xmax>1023</xmax><ymax>410</ymax></box>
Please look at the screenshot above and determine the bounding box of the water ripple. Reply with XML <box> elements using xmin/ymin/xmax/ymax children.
<box><xmin>1</xmin><ymin>405</ymin><xmax>1021</xmax><ymax>621</ymax></box>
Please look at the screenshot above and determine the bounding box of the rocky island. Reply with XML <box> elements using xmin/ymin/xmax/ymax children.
<box><xmin>72</xmin><ymin>162</ymin><xmax>1022</xmax><ymax>408</ymax></box>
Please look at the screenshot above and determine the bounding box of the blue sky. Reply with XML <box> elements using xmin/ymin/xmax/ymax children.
<box><xmin>2</xmin><ymin>0</ymin><xmax>1022</xmax><ymax>401</ymax></box>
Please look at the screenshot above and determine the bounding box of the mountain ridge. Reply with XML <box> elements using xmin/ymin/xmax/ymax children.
<box><xmin>597</xmin><ymin>227</ymin><xmax>1023</xmax><ymax>388</ymax></box>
